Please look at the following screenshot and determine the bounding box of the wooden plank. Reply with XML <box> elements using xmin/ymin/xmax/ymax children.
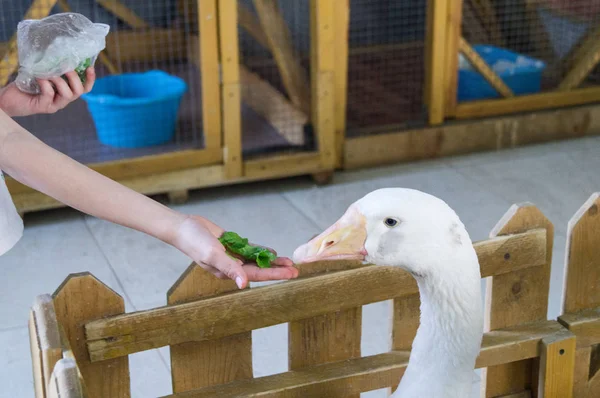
<box><xmin>553</xmin><ymin>24</ymin><xmax>600</xmax><ymax>83</ymax></box>
<box><xmin>167</xmin><ymin>189</ymin><xmax>189</xmax><ymax>205</ymax></box>
<box><xmin>288</xmin><ymin>260</ymin><xmax>362</xmax><ymax>398</ymax></box>
<box><xmin>559</xmin><ymin>308</ymin><xmax>600</xmax><ymax>349</ymax></box>
<box><xmin>310</xmin><ymin>0</ymin><xmax>336</xmax><ymax>169</ymax></box>
<box><xmin>29</xmin><ymin>311</ymin><xmax>46</xmax><ymax>398</ymax></box>
<box><xmin>219</xmin><ymin>0</ymin><xmax>242</xmax><ymax>178</ymax></box>
<box><xmin>197</xmin><ymin>1</ymin><xmax>222</xmax><ymax>150</ymax></box>
<box><xmin>244</xmin><ymin>152</ymin><xmax>323</xmax><ymax>180</ymax></box>
<box><xmin>444</xmin><ymin>0</ymin><xmax>463</xmax><ymax>117</ymax></box>
<box><xmin>253</xmin><ymin>0</ymin><xmax>310</xmax><ymax>115</ymax></box>
<box><xmin>333</xmin><ymin>0</ymin><xmax>349</xmax><ymax>168</ymax></box>
<box><xmin>562</xmin><ymin>192</ymin><xmax>600</xmax><ymax>313</ymax></box>
<box><xmin>558</xmin><ymin>39</ymin><xmax>600</xmax><ymax>90</ymax></box>
<box><xmin>459</xmin><ymin>37</ymin><xmax>514</xmax><ymax>98</ymax></box>
<box><xmin>46</xmin><ymin>358</ymin><xmax>85</xmax><ymax>398</ymax></box>
<box><xmin>85</xmin><ymin>229</ymin><xmax>546</xmax><ymax>361</ymax></box>
<box><xmin>482</xmin><ymin>204</ymin><xmax>553</xmax><ymax>397</ymax></box>
<box><xmin>538</xmin><ymin>329</ymin><xmax>576</xmax><ymax>398</ymax></box>
<box><xmin>96</xmin><ymin>0</ymin><xmax>149</xmax><ymax>28</ymax></box>
<box><xmin>105</xmin><ymin>29</ymin><xmax>187</xmax><ymax>63</ymax></box>
<box><xmin>0</xmin><ymin>0</ymin><xmax>58</xmax><ymax>86</ymax></box>
<box><xmin>168</xmin><ymin>264</ymin><xmax>252</xmax><ymax>392</ymax></box>
<box><xmin>161</xmin><ymin>320</ymin><xmax>565</xmax><ymax>398</ymax></box>
<box><xmin>53</xmin><ymin>273</ymin><xmax>130</xmax><ymax>398</ymax></box>
<box><xmin>240</xmin><ymin>65</ymin><xmax>308</xmax><ymax>146</ymax></box>
<box><xmin>455</xmin><ymin>86</ymin><xmax>600</xmax><ymax>119</ymax></box>
<box><xmin>423</xmin><ymin>0</ymin><xmax>434</xmax><ymax>107</ymax></box>
<box><xmin>469</xmin><ymin>0</ymin><xmax>504</xmax><ymax>47</ymax></box>
<box><xmin>427</xmin><ymin>0</ymin><xmax>449</xmax><ymax>125</ymax></box>
<box><xmin>238</xmin><ymin>2</ymin><xmax>269</xmax><ymax>49</ymax></box>
<box><xmin>6</xmin><ymin>148</ymin><xmax>223</xmax><ymax>196</ymax></box>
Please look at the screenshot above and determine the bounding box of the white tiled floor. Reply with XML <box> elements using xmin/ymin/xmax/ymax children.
<box><xmin>1</xmin><ymin>136</ymin><xmax>598</xmax><ymax>398</ymax></box>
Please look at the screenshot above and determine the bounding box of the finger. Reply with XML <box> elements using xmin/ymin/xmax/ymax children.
<box><xmin>49</xmin><ymin>77</ymin><xmax>73</xmax><ymax>109</ymax></box>
<box><xmin>272</xmin><ymin>256</ymin><xmax>294</xmax><ymax>267</ymax></box>
<box><xmin>64</xmin><ymin>71</ymin><xmax>84</xmax><ymax>97</ymax></box>
<box><xmin>242</xmin><ymin>264</ymin><xmax>299</xmax><ymax>282</ymax></box>
<box><xmin>83</xmin><ymin>67</ymin><xmax>96</xmax><ymax>93</ymax></box>
<box><xmin>205</xmin><ymin>248</ymin><xmax>248</xmax><ymax>289</ymax></box>
<box><xmin>36</xmin><ymin>79</ymin><xmax>56</xmax><ymax>112</ymax></box>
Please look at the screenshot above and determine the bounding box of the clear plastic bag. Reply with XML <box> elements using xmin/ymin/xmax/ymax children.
<box><xmin>15</xmin><ymin>12</ymin><xmax>110</xmax><ymax>94</ymax></box>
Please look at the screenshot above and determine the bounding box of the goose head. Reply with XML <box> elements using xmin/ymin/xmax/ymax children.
<box><xmin>293</xmin><ymin>188</ymin><xmax>483</xmax><ymax>397</ymax></box>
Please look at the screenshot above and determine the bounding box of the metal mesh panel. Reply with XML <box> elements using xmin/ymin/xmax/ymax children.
<box><xmin>460</xmin><ymin>0</ymin><xmax>600</xmax><ymax>100</ymax></box>
<box><xmin>237</xmin><ymin>0</ymin><xmax>312</xmax><ymax>159</ymax></box>
<box><xmin>345</xmin><ymin>0</ymin><xmax>428</xmax><ymax>137</ymax></box>
<box><xmin>1</xmin><ymin>0</ymin><xmax>205</xmax><ymax>165</ymax></box>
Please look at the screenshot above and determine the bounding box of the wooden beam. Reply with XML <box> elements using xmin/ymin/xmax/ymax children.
<box><xmin>96</xmin><ymin>0</ymin><xmax>149</xmax><ymax>29</ymax></box>
<box><xmin>253</xmin><ymin>0</ymin><xmax>310</xmax><ymax>115</ymax></box>
<box><xmin>105</xmin><ymin>29</ymin><xmax>187</xmax><ymax>63</ymax></box>
<box><xmin>0</xmin><ymin>0</ymin><xmax>59</xmax><ymax>87</ymax></box>
<box><xmin>240</xmin><ymin>65</ymin><xmax>308</xmax><ymax>145</ymax></box>
<box><xmin>85</xmin><ymin>228</ymin><xmax>546</xmax><ymax>361</ymax></box>
<box><xmin>427</xmin><ymin>0</ymin><xmax>449</xmax><ymax>125</ymax></box>
<box><xmin>333</xmin><ymin>0</ymin><xmax>349</xmax><ymax>168</ymax></box>
<box><xmin>244</xmin><ymin>152</ymin><xmax>323</xmax><ymax>180</ymax></box>
<box><xmin>444</xmin><ymin>0</ymin><xmax>463</xmax><ymax>117</ymax></box>
<box><xmin>459</xmin><ymin>37</ymin><xmax>514</xmax><ymax>98</ymax></box>
<box><xmin>558</xmin><ymin>34</ymin><xmax>600</xmax><ymax>90</ymax></box>
<box><xmin>455</xmin><ymin>86</ymin><xmax>600</xmax><ymax>119</ymax></box>
<box><xmin>559</xmin><ymin>308</ymin><xmax>600</xmax><ymax>350</ymax></box>
<box><xmin>238</xmin><ymin>2</ymin><xmax>269</xmax><ymax>49</ymax></box>
<box><xmin>468</xmin><ymin>0</ymin><xmax>504</xmax><ymax>47</ymax></box>
<box><xmin>161</xmin><ymin>320</ymin><xmax>565</xmax><ymax>398</ymax></box>
<box><xmin>537</xmin><ymin>329</ymin><xmax>576</xmax><ymax>398</ymax></box>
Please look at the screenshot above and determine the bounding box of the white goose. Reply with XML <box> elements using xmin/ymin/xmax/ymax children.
<box><xmin>293</xmin><ymin>188</ymin><xmax>483</xmax><ymax>398</ymax></box>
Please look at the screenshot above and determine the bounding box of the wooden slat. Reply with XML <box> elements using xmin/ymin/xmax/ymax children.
<box><xmin>333</xmin><ymin>0</ymin><xmax>349</xmax><ymax>168</ymax></box>
<box><xmin>423</xmin><ymin>0</ymin><xmax>434</xmax><ymax>107</ymax></box>
<box><xmin>96</xmin><ymin>0</ymin><xmax>149</xmax><ymax>28</ymax></box>
<box><xmin>554</xmin><ymin>24</ymin><xmax>600</xmax><ymax>83</ymax></box>
<box><xmin>455</xmin><ymin>86</ymin><xmax>600</xmax><ymax>119</ymax></box>
<box><xmin>244</xmin><ymin>153</ymin><xmax>323</xmax><ymax>180</ymax></box>
<box><xmin>289</xmin><ymin>261</ymin><xmax>362</xmax><ymax>398</ymax></box>
<box><xmin>459</xmin><ymin>37</ymin><xmax>514</xmax><ymax>98</ymax></box>
<box><xmin>310</xmin><ymin>0</ymin><xmax>336</xmax><ymax>169</ymax></box>
<box><xmin>427</xmin><ymin>0</ymin><xmax>449</xmax><ymax>125</ymax></box>
<box><xmin>29</xmin><ymin>312</ymin><xmax>46</xmax><ymax>398</ymax></box>
<box><xmin>558</xmin><ymin>39</ymin><xmax>600</xmax><ymax>90</ymax></box>
<box><xmin>47</xmin><ymin>358</ymin><xmax>85</xmax><ymax>398</ymax></box>
<box><xmin>468</xmin><ymin>0</ymin><xmax>504</xmax><ymax>46</ymax></box>
<box><xmin>559</xmin><ymin>308</ymin><xmax>600</xmax><ymax>349</ymax></box>
<box><xmin>537</xmin><ymin>329</ymin><xmax>576</xmax><ymax>398</ymax></box>
<box><xmin>562</xmin><ymin>192</ymin><xmax>600</xmax><ymax>313</ymax></box>
<box><xmin>238</xmin><ymin>2</ymin><xmax>269</xmax><ymax>49</ymax></box>
<box><xmin>197</xmin><ymin>1</ymin><xmax>222</xmax><ymax>150</ymax></box>
<box><xmin>85</xmin><ymin>229</ymin><xmax>546</xmax><ymax>361</ymax></box>
<box><xmin>162</xmin><ymin>320</ymin><xmax>564</xmax><ymax>398</ymax></box>
<box><xmin>253</xmin><ymin>0</ymin><xmax>310</xmax><ymax>115</ymax></box>
<box><xmin>54</xmin><ymin>273</ymin><xmax>130</xmax><ymax>398</ymax></box>
<box><xmin>240</xmin><ymin>65</ymin><xmax>308</xmax><ymax>146</ymax></box>
<box><xmin>0</xmin><ymin>0</ymin><xmax>58</xmax><ymax>86</ymax></box>
<box><xmin>168</xmin><ymin>264</ymin><xmax>252</xmax><ymax>392</ymax></box>
<box><xmin>444</xmin><ymin>0</ymin><xmax>463</xmax><ymax>117</ymax></box>
<box><xmin>105</xmin><ymin>29</ymin><xmax>187</xmax><ymax>63</ymax></box>
<box><xmin>482</xmin><ymin>204</ymin><xmax>553</xmax><ymax>397</ymax></box>
<box><xmin>219</xmin><ymin>0</ymin><xmax>242</xmax><ymax>179</ymax></box>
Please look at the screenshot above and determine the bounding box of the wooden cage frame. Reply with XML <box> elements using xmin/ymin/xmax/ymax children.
<box><xmin>28</xmin><ymin>200</ymin><xmax>600</xmax><ymax>398</ymax></box>
<box><xmin>3</xmin><ymin>0</ymin><xmax>600</xmax><ymax>214</ymax></box>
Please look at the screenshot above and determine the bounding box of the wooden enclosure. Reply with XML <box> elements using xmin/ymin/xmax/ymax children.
<box><xmin>3</xmin><ymin>0</ymin><xmax>600</xmax><ymax>214</ymax></box>
<box><xmin>28</xmin><ymin>198</ymin><xmax>600</xmax><ymax>397</ymax></box>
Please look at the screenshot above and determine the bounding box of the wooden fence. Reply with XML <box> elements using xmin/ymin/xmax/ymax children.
<box><xmin>28</xmin><ymin>197</ymin><xmax>600</xmax><ymax>398</ymax></box>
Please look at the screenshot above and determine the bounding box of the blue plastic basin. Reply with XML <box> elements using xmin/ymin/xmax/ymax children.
<box><xmin>458</xmin><ymin>45</ymin><xmax>546</xmax><ymax>102</ymax></box>
<box><xmin>82</xmin><ymin>70</ymin><xmax>187</xmax><ymax>148</ymax></box>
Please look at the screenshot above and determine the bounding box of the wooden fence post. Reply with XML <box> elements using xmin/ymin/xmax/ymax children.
<box><xmin>481</xmin><ymin>204</ymin><xmax>553</xmax><ymax>397</ymax></box>
<box><xmin>167</xmin><ymin>263</ymin><xmax>252</xmax><ymax>392</ymax></box>
<box><xmin>289</xmin><ymin>261</ymin><xmax>365</xmax><ymax>397</ymax></box>
<box><xmin>559</xmin><ymin>192</ymin><xmax>600</xmax><ymax>397</ymax></box>
<box><xmin>538</xmin><ymin>329</ymin><xmax>577</xmax><ymax>398</ymax></box>
<box><xmin>53</xmin><ymin>273</ymin><xmax>130</xmax><ymax>398</ymax></box>
<box><xmin>46</xmin><ymin>358</ymin><xmax>85</xmax><ymax>398</ymax></box>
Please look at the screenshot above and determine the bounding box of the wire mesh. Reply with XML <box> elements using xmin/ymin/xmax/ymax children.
<box><xmin>345</xmin><ymin>0</ymin><xmax>428</xmax><ymax>137</ymax></box>
<box><xmin>237</xmin><ymin>0</ymin><xmax>312</xmax><ymax>159</ymax></box>
<box><xmin>1</xmin><ymin>0</ymin><xmax>205</xmax><ymax>165</ymax></box>
<box><xmin>460</xmin><ymin>0</ymin><xmax>600</xmax><ymax>102</ymax></box>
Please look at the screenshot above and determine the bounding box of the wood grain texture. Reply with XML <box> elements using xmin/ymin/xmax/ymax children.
<box><xmin>46</xmin><ymin>358</ymin><xmax>85</xmax><ymax>398</ymax></box>
<box><xmin>168</xmin><ymin>264</ymin><xmax>252</xmax><ymax>393</ymax></box>
<box><xmin>161</xmin><ymin>320</ymin><xmax>564</xmax><ymax>398</ymax></box>
<box><xmin>562</xmin><ymin>193</ymin><xmax>600</xmax><ymax>314</ymax></box>
<box><xmin>444</xmin><ymin>0</ymin><xmax>463</xmax><ymax>117</ymax></box>
<box><xmin>482</xmin><ymin>204</ymin><xmax>553</xmax><ymax>397</ymax></box>
<box><xmin>427</xmin><ymin>0</ymin><xmax>449</xmax><ymax>125</ymax></box>
<box><xmin>85</xmin><ymin>229</ymin><xmax>546</xmax><ymax>361</ymax></box>
<box><xmin>54</xmin><ymin>273</ymin><xmax>130</xmax><ymax>398</ymax></box>
<box><xmin>289</xmin><ymin>260</ymin><xmax>362</xmax><ymax>398</ymax></box>
<box><xmin>538</xmin><ymin>329</ymin><xmax>576</xmax><ymax>398</ymax></box>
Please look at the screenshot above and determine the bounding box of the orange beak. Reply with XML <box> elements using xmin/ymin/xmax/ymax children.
<box><xmin>293</xmin><ymin>206</ymin><xmax>368</xmax><ymax>264</ymax></box>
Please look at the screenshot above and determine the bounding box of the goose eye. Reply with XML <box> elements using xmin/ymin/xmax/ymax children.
<box><xmin>384</xmin><ymin>218</ymin><xmax>399</xmax><ymax>227</ymax></box>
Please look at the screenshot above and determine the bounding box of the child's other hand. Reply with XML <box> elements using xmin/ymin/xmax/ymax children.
<box><xmin>0</xmin><ymin>68</ymin><xmax>96</xmax><ymax>117</ymax></box>
<box><xmin>172</xmin><ymin>215</ymin><xmax>298</xmax><ymax>289</ymax></box>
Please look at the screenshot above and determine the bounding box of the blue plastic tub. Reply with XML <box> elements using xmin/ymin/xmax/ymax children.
<box><xmin>458</xmin><ymin>45</ymin><xmax>546</xmax><ymax>102</ymax></box>
<box><xmin>82</xmin><ymin>70</ymin><xmax>187</xmax><ymax>148</ymax></box>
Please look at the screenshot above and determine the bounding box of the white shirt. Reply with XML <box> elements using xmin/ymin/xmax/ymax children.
<box><xmin>0</xmin><ymin>171</ymin><xmax>23</xmax><ymax>255</ymax></box>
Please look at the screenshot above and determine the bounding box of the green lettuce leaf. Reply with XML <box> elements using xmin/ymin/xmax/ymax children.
<box><xmin>219</xmin><ymin>231</ymin><xmax>277</xmax><ymax>268</ymax></box>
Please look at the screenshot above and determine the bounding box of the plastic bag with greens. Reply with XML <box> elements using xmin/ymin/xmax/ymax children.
<box><xmin>15</xmin><ymin>12</ymin><xmax>110</xmax><ymax>94</ymax></box>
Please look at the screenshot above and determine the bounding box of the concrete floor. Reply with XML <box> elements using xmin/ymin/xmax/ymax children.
<box><xmin>1</xmin><ymin>136</ymin><xmax>599</xmax><ymax>397</ymax></box>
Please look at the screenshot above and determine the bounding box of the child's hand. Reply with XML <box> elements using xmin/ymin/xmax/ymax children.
<box><xmin>172</xmin><ymin>215</ymin><xmax>298</xmax><ymax>289</ymax></box>
<box><xmin>0</xmin><ymin>68</ymin><xmax>96</xmax><ymax>117</ymax></box>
